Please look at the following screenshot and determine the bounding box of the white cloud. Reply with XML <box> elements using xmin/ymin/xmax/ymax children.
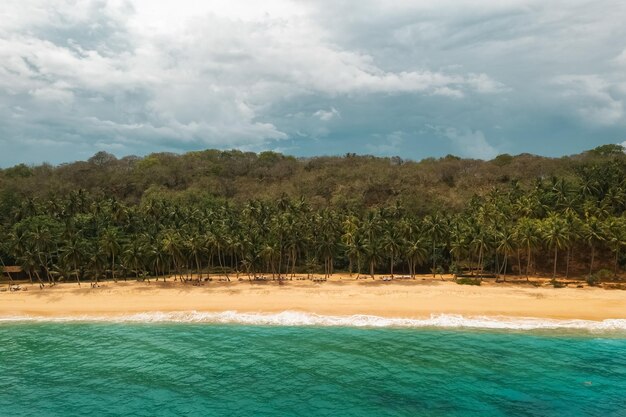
<box><xmin>614</xmin><ymin>49</ymin><xmax>626</xmax><ymax>67</ymax></box>
<box><xmin>553</xmin><ymin>75</ymin><xmax>624</xmax><ymax>125</ymax></box>
<box><xmin>0</xmin><ymin>0</ymin><xmax>507</xmax><ymax>151</ymax></box>
<box><xmin>313</xmin><ymin>107</ymin><xmax>340</xmax><ymax>121</ymax></box>
<box><xmin>1</xmin><ymin>0</ymin><xmax>625</xmax><ymax>165</ymax></box>
<box><xmin>366</xmin><ymin>131</ymin><xmax>405</xmax><ymax>155</ymax></box>
<box><xmin>442</xmin><ymin>127</ymin><xmax>498</xmax><ymax>160</ymax></box>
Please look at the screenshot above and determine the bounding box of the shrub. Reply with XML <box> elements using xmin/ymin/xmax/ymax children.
<box><xmin>586</xmin><ymin>275</ymin><xmax>601</xmax><ymax>286</ymax></box>
<box><xmin>587</xmin><ymin>269</ymin><xmax>612</xmax><ymax>286</ymax></box>
<box><xmin>456</xmin><ymin>278</ymin><xmax>481</xmax><ymax>286</ymax></box>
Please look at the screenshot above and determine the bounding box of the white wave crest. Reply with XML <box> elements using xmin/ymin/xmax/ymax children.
<box><xmin>1</xmin><ymin>311</ymin><xmax>625</xmax><ymax>332</ymax></box>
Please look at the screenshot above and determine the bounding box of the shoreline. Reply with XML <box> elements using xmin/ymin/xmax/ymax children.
<box><xmin>1</xmin><ymin>275</ymin><xmax>624</xmax><ymax>323</ymax></box>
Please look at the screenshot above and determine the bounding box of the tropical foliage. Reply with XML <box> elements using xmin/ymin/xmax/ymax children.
<box><xmin>1</xmin><ymin>145</ymin><xmax>626</xmax><ymax>284</ymax></box>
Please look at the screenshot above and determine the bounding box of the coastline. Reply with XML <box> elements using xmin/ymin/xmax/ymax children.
<box><xmin>1</xmin><ymin>275</ymin><xmax>624</xmax><ymax>324</ymax></box>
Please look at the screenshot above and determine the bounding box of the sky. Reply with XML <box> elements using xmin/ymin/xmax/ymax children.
<box><xmin>1</xmin><ymin>0</ymin><xmax>626</xmax><ymax>167</ymax></box>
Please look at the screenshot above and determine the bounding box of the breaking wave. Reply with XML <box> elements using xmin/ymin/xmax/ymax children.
<box><xmin>1</xmin><ymin>311</ymin><xmax>625</xmax><ymax>332</ymax></box>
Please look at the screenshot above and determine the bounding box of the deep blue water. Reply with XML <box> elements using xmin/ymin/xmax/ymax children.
<box><xmin>1</xmin><ymin>323</ymin><xmax>625</xmax><ymax>416</ymax></box>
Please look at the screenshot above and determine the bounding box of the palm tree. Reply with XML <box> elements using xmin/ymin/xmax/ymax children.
<box><xmin>162</xmin><ymin>231</ymin><xmax>184</xmax><ymax>280</ymax></box>
<box><xmin>341</xmin><ymin>215</ymin><xmax>359</xmax><ymax>276</ymax></box>
<box><xmin>88</xmin><ymin>249</ymin><xmax>108</xmax><ymax>287</ymax></box>
<box><xmin>470</xmin><ymin>223</ymin><xmax>491</xmax><ymax>279</ymax></box>
<box><xmin>63</xmin><ymin>238</ymin><xmax>86</xmax><ymax>286</ymax></box>
<box><xmin>360</xmin><ymin>210</ymin><xmax>383</xmax><ymax>279</ymax></box>
<box><xmin>123</xmin><ymin>239</ymin><xmax>147</xmax><ymax>281</ymax></box>
<box><xmin>18</xmin><ymin>249</ymin><xmax>44</xmax><ymax>288</ymax></box>
<box><xmin>541</xmin><ymin>214</ymin><xmax>568</xmax><ymax>279</ymax></box>
<box><xmin>496</xmin><ymin>227</ymin><xmax>515</xmax><ymax>281</ymax></box>
<box><xmin>604</xmin><ymin>217</ymin><xmax>625</xmax><ymax>275</ymax></box>
<box><xmin>515</xmin><ymin>217</ymin><xmax>541</xmax><ymax>280</ymax></box>
<box><xmin>187</xmin><ymin>234</ymin><xmax>205</xmax><ymax>280</ymax></box>
<box><xmin>582</xmin><ymin>216</ymin><xmax>605</xmax><ymax>276</ymax></box>
<box><xmin>0</xmin><ymin>241</ymin><xmax>15</xmax><ymax>286</ymax></box>
<box><xmin>381</xmin><ymin>221</ymin><xmax>402</xmax><ymax>277</ymax></box>
<box><xmin>405</xmin><ymin>238</ymin><xmax>429</xmax><ymax>278</ymax></box>
<box><xmin>100</xmin><ymin>227</ymin><xmax>121</xmax><ymax>282</ymax></box>
<box><xmin>260</xmin><ymin>243</ymin><xmax>279</xmax><ymax>279</ymax></box>
<box><xmin>30</xmin><ymin>225</ymin><xmax>54</xmax><ymax>285</ymax></box>
<box><xmin>423</xmin><ymin>214</ymin><xmax>447</xmax><ymax>277</ymax></box>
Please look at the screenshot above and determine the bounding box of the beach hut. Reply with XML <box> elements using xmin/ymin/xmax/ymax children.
<box><xmin>1</xmin><ymin>265</ymin><xmax>27</xmax><ymax>281</ymax></box>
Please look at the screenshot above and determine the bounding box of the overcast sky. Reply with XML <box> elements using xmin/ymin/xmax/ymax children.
<box><xmin>1</xmin><ymin>0</ymin><xmax>625</xmax><ymax>166</ymax></box>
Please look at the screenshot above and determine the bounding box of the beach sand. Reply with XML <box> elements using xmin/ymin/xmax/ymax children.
<box><xmin>1</xmin><ymin>275</ymin><xmax>624</xmax><ymax>320</ymax></box>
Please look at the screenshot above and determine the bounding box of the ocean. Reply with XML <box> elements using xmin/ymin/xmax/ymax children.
<box><xmin>1</xmin><ymin>313</ymin><xmax>625</xmax><ymax>417</ymax></box>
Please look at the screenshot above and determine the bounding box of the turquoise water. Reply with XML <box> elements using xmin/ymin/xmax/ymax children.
<box><xmin>1</xmin><ymin>323</ymin><xmax>625</xmax><ymax>416</ymax></box>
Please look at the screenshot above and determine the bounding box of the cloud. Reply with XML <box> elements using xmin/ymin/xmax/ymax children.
<box><xmin>366</xmin><ymin>131</ymin><xmax>405</xmax><ymax>155</ymax></box>
<box><xmin>0</xmin><ymin>0</ymin><xmax>512</xmax><ymax>166</ymax></box>
<box><xmin>439</xmin><ymin>127</ymin><xmax>498</xmax><ymax>160</ymax></box>
<box><xmin>553</xmin><ymin>75</ymin><xmax>624</xmax><ymax>125</ymax></box>
<box><xmin>313</xmin><ymin>107</ymin><xmax>340</xmax><ymax>121</ymax></box>
<box><xmin>1</xmin><ymin>0</ymin><xmax>625</xmax><ymax>166</ymax></box>
<box><xmin>615</xmin><ymin>49</ymin><xmax>626</xmax><ymax>67</ymax></box>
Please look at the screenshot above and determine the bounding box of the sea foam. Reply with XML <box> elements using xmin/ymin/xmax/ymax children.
<box><xmin>1</xmin><ymin>311</ymin><xmax>625</xmax><ymax>332</ymax></box>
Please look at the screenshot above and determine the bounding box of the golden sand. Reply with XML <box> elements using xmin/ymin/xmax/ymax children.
<box><xmin>1</xmin><ymin>274</ymin><xmax>624</xmax><ymax>320</ymax></box>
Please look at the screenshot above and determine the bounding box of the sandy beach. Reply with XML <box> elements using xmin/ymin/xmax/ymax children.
<box><xmin>1</xmin><ymin>275</ymin><xmax>624</xmax><ymax>320</ymax></box>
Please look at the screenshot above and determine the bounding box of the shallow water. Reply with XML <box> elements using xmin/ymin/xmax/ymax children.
<box><xmin>1</xmin><ymin>319</ymin><xmax>625</xmax><ymax>416</ymax></box>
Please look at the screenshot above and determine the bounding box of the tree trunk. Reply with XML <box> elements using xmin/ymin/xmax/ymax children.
<box><xmin>0</xmin><ymin>258</ymin><xmax>14</xmax><ymax>285</ymax></box>
<box><xmin>195</xmin><ymin>254</ymin><xmax>201</xmax><ymax>280</ymax></box>
<box><xmin>478</xmin><ymin>245</ymin><xmax>484</xmax><ymax>280</ymax></box>
<box><xmin>74</xmin><ymin>262</ymin><xmax>81</xmax><ymax>287</ymax></box>
<box><xmin>432</xmin><ymin>241</ymin><xmax>436</xmax><ymax>277</ymax></box>
<box><xmin>589</xmin><ymin>245</ymin><xmax>595</xmax><ymax>276</ymax></box>
<box><xmin>565</xmin><ymin>248</ymin><xmax>570</xmax><ymax>278</ymax></box>
<box><xmin>552</xmin><ymin>246</ymin><xmax>558</xmax><ymax>279</ymax></box>
<box><xmin>526</xmin><ymin>244</ymin><xmax>531</xmax><ymax>281</ymax></box>
<box><xmin>112</xmin><ymin>253</ymin><xmax>117</xmax><ymax>283</ymax></box>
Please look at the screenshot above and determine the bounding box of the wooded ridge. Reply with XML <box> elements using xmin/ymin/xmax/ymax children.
<box><xmin>1</xmin><ymin>144</ymin><xmax>625</xmax><ymax>285</ymax></box>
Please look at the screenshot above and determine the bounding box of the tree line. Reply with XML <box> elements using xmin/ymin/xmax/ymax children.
<box><xmin>1</xmin><ymin>153</ymin><xmax>626</xmax><ymax>286</ymax></box>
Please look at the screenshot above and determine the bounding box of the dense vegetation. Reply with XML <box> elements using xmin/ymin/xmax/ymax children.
<box><xmin>1</xmin><ymin>144</ymin><xmax>626</xmax><ymax>286</ymax></box>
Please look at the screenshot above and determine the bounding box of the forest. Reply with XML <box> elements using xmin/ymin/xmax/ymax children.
<box><xmin>1</xmin><ymin>143</ymin><xmax>626</xmax><ymax>286</ymax></box>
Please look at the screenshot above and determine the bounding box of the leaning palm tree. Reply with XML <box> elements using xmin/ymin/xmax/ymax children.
<box><xmin>187</xmin><ymin>234</ymin><xmax>205</xmax><ymax>280</ymax></box>
<box><xmin>18</xmin><ymin>250</ymin><xmax>45</xmax><ymax>288</ymax></box>
<box><xmin>260</xmin><ymin>243</ymin><xmax>279</xmax><ymax>279</ymax></box>
<box><xmin>63</xmin><ymin>238</ymin><xmax>86</xmax><ymax>286</ymax></box>
<box><xmin>162</xmin><ymin>231</ymin><xmax>184</xmax><ymax>280</ymax></box>
<box><xmin>0</xmin><ymin>241</ymin><xmax>15</xmax><ymax>286</ymax></box>
<box><xmin>496</xmin><ymin>227</ymin><xmax>515</xmax><ymax>281</ymax></box>
<box><xmin>88</xmin><ymin>248</ymin><xmax>108</xmax><ymax>287</ymax></box>
<box><xmin>29</xmin><ymin>225</ymin><xmax>54</xmax><ymax>285</ymax></box>
<box><xmin>123</xmin><ymin>239</ymin><xmax>147</xmax><ymax>281</ymax></box>
<box><xmin>405</xmin><ymin>238</ymin><xmax>429</xmax><ymax>279</ymax></box>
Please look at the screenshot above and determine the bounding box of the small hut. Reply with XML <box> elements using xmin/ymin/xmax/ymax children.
<box><xmin>1</xmin><ymin>266</ymin><xmax>27</xmax><ymax>281</ymax></box>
